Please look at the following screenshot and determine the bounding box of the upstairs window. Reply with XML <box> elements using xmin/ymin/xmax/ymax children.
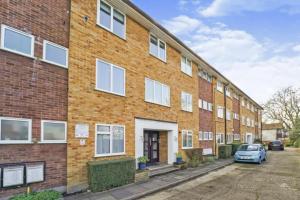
<box><xmin>226</xmin><ymin>110</ymin><xmax>231</xmax><ymax>120</ymax></box>
<box><xmin>199</xmin><ymin>71</ymin><xmax>212</xmax><ymax>83</ymax></box>
<box><xmin>225</xmin><ymin>87</ymin><xmax>231</xmax><ymax>97</ymax></box>
<box><xmin>149</xmin><ymin>34</ymin><xmax>166</xmax><ymax>61</ymax></box>
<box><xmin>41</xmin><ymin>120</ymin><xmax>67</xmax><ymax>143</ymax></box>
<box><xmin>181</xmin><ymin>92</ymin><xmax>193</xmax><ymax>112</ymax></box>
<box><xmin>96</xmin><ymin>59</ymin><xmax>125</xmax><ymax>96</ymax></box>
<box><xmin>98</xmin><ymin>0</ymin><xmax>126</xmax><ymax>39</ymax></box>
<box><xmin>145</xmin><ymin>78</ymin><xmax>170</xmax><ymax>107</ymax></box>
<box><xmin>43</xmin><ymin>40</ymin><xmax>68</xmax><ymax>68</ymax></box>
<box><xmin>217</xmin><ymin>106</ymin><xmax>224</xmax><ymax>118</ymax></box>
<box><xmin>1</xmin><ymin>25</ymin><xmax>34</xmax><ymax>57</ymax></box>
<box><xmin>0</xmin><ymin>117</ymin><xmax>31</xmax><ymax>144</ymax></box>
<box><xmin>181</xmin><ymin>56</ymin><xmax>192</xmax><ymax>76</ymax></box>
<box><xmin>217</xmin><ymin>81</ymin><xmax>223</xmax><ymax>93</ymax></box>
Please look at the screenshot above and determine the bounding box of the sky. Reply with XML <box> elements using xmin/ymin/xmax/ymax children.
<box><xmin>132</xmin><ymin>0</ymin><xmax>300</xmax><ymax>104</ymax></box>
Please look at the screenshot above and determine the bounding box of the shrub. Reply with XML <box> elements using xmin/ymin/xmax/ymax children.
<box><xmin>10</xmin><ymin>190</ymin><xmax>61</xmax><ymax>200</ymax></box>
<box><xmin>184</xmin><ymin>148</ymin><xmax>203</xmax><ymax>168</ymax></box>
<box><xmin>218</xmin><ymin>145</ymin><xmax>232</xmax><ymax>159</ymax></box>
<box><xmin>88</xmin><ymin>157</ymin><xmax>135</xmax><ymax>192</ymax></box>
<box><xmin>294</xmin><ymin>138</ymin><xmax>300</xmax><ymax>148</ymax></box>
<box><xmin>137</xmin><ymin>156</ymin><xmax>149</xmax><ymax>163</ymax></box>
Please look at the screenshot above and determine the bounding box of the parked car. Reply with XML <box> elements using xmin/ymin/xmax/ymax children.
<box><xmin>234</xmin><ymin>144</ymin><xmax>267</xmax><ymax>164</ymax></box>
<box><xmin>268</xmin><ymin>140</ymin><xmax>284</xmax><ymax>151</ymax></box>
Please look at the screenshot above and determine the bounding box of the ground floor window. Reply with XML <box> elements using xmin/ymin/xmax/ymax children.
<box><xmin>227</xmin><ymin>134</ymin><xmax>233</xmax><ymax>144</ymax></box>
<box><xmin>0</xmin><ymin>117</ymin><xmax>31</xmax><ymax>143</ymax></box>
<box><xmin>182</xmin><ymin>130</ymin><xmax>193</xmax><ymax>149</ymax></box>
<box><xmin>216</xmin><ymin>133</ymin><xmax>225</xmax><ymax>144</ymax></box>
<box><xmin>95</xmin><ymin>124</ymin><xmax>125</xmax><ymax>156</ymax></box>
<box><xmin>199</xmin><ymin>131</ymin><xmax>213</xmax><ymax>141</ymax></box>
<box><xmin>41</xmin><ymin>120</ymin><xmax>67</xmax><ymax>143</ymax></box>
<box><xmin>234</xmin><ymin>133</ymin><xmax>240</xmax><ymax>141</ymax></box>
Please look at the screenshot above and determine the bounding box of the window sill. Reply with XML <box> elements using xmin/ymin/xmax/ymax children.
<box><xmin>96</xmin><ymin>23</ymin><xmax>127</xmax><ymax>41</ymax></box>
<box><xmin>181</xmin><ymin>109</ymin><xmax>193</xmax><ymax>113</ymax></box>
<box><xmin>145</xmin><ymin>100</ymin><xmax>170</xmax><ymax>108</ymax></box>
<box><xmin>95</xmin><ymin>88</ymin><xmax>126</xmax><ymax>97</ymax></box>
<box><xmin>182</xmin><ymin>147</ymin><xmax>193</xmax><ymax>150</ymax></box>
<box><xmin>181</xmin><ymin>70</ymin><xmax>192</xmax><ymax>78</ymax></box>
<box><xmin>41</xmin><ymin>59</ymin><xmax>68</xmax><ymax>69</ymax></box>
<box><xmin>0</xmin><ymin>141</ymin><xmax>33</xmax><ymax>144</ymax></box>
<box><xmin>149</xmin><ymin>53</ymin><xmax>167</xmax><ymax>63</ymax></box>
<box><xmin>94</xmin><ymin>152</ymin><xmax>126</xmax><ymax>158</ymax></box>
<box><xmin>39</xmin><ymin>141</ymin><xmax>67</xmax><ymax>144</ymax></box>
<box><xmin>0</xmin><ymin>47</ymin><xmax>35</xmax><ymax>60</ymax></box>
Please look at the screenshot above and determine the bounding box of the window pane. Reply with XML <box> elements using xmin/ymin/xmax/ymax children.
<box><xmin>97</xmin><ymin>134</ymin><xmax>110</xmax><ymax>154</ymax></box>
<box><xmin>4</xmin><ymin>28</ymin><xmax>32</xmax><ymax>55</ymax></box>
<box><xmin>188</xmin><ymin>134</ymin><xmax>193</xmax><ymax>147</ymax></box>
<box><xmin>162</xmin><ymin>85</ymin><xmax>170</xmax><ymax>106</ymax></box>
<box><xmin>45</xmin><ymin>43</ymin><xmax>67</xmax><ymax>66</ymax></box>
<box><xmin>181</xmin><ymin>93</ymin><xmax>186</xmax><ymax>110</ymax></box>
<box><xmin>154</xmin><ymin>82</ymin><xmax>162</xmax><ymax>104</ymax></box>
<box><xmin>112</xmin><ymin>66</ymin><xmax>125</xmax><ymax>95</ymax></box>
<box><xmin>145</xmin><ymin>79</ymin><xmax>154</xmax><ymax>102</ymax></box>
<box><xmin>186</xmin><ymin>59</ymin><xmax>192</xmax><ymax>75</ymax></box>
<box><xmin>43</xmin><ymin>122</ymin><xmax>65</xmax><ymax>141</ymax></box>
<box><xmin>112</xmin><ymin>126</ymin><xmax>124</xmax><ymax>153</ymax></box>
<box><xmin>100</xmin><ymin>1</ymin><xmax>111</xmax><ymax>29</ymax></box>
<box><xmin>150</xmin><ymin>35</ymin><xmax>158</xmax><ymax>56</ymax></box>
<box><xmin>97</xmin><ymin>125</ymin><xmax>110</xmax><ymax>132</ymax></box>
<box><xmin>181</xmin><ymin>57</ymin><xmax>186</xmax><ymax>72</ymax></box>
<box><xmin>159</xmin><ymin>41</ymin><xmax>166</xmax><ymax>60</ymax></box>
<box><xmin>113</xmin><ymin>10</ymin><xmax>125</xmax><ymax>38</ymax></box>
<box><xmin>182</xmin><ymin>132</ymin><xmax>187</xmax><ymax>147</ymax></box>
<box><xmin>97</xmin><ymin>61</ymin><xmax>111</xmax><ymax>91</ymax></box>
<box><xmin>187</xmin><ymin>95</ymin><xmax>192</xmax><ymax>111</ymax></box>
<box><xmin>1</xmin><ymin>119</ymin><xmax>29</xmax><ymax>141</ymax></box>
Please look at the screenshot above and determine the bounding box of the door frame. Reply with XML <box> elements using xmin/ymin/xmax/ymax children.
<box><xmin>144</xmin><ymin>131</ymin><xmax>160</xmax><ymax>164</ymax></box>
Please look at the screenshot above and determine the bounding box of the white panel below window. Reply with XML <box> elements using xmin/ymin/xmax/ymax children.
<box><xmin>26</xmin><ymin>164</ymin><xmax>44</xmax><ymax>183</ymax></box>
<box><xmin>3</xmin><ymin>166</ymin><xmax>24</xmax><ymax>187</ymax></box>
<box><xmin>203</xmin><ymin>148</ymin><xmax>213</xmax><ymax>155</ymax></box>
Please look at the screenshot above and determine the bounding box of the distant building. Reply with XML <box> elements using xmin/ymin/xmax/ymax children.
<box><xmin>262</xmin><ymin>123</ymin><xmax>287</xmax><ymax>142</ymax></box>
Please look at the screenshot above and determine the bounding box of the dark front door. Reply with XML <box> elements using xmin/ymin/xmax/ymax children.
<box><xmin>144</xmin><ymin>131</ymin><xmax>159</xmax><ymax>164</ymax></box>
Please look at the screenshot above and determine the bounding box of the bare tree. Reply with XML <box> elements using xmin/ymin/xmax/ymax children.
<box><xmin>263</xmin><ymin>87</ymin><xmax>300</xmax><ymax>130</ymax></box>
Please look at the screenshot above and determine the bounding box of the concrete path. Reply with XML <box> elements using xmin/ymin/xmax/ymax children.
<box><xmin>141</xmin><ymin>148</ymin><xmax>300</xmax><ymax>200</ymax></box>
<box><xmin>64</xmin><ymin>159</ymin><xmax>233</xmax><ymax>200</ymax></box>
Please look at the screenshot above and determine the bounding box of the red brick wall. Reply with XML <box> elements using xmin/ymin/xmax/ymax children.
<box><xmin>198</xmin><ymin>77</ymin><xmax>214</xmax><ymax>152</ymax></box>
<box><xmin>0</xmin><ymin>0</ymin><xmax>69</xmax><ymax>198</ymax></box>
<box><xmin>233</xmin><ymin>98</ymin><xmax>240</xmax><ymax>135</ymax></box>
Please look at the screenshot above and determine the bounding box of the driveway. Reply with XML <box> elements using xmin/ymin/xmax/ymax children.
<box><xmin>141</xmin><ymin>148</ymin><xmax>300</xmax><ymax>200</ymax></box>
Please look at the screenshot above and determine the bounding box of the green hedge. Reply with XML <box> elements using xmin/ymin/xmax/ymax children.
<box><xmin>10</xmin><ymin>191</ymin><xmax>61</xmax><ymax>200</ymax></box>
<box><xmin>230</xmin><ymin>143</ymin><xmax>241</xmax><ymax>155</ymax></box>
<box><xmin>218</xmin><ymin>145</ymin><xmax>232</xmax><ymax>159</ymax></box>
<box><xmin>88</xmin><ymin>157</ymin><xmax>135</xmax><ymax>192</ymax></box>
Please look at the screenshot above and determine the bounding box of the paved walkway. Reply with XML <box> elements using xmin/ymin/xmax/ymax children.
<box><xmin>64</xmin><ymin>159</ymin><xmax>233</xmax><ymax>200</ymax></box>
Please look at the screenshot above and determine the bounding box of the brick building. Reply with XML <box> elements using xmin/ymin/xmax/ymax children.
<box><xmin>0</xmin><ymin>0</ymin><xmax>263</xmax><ymax>198</ymax></box>
<box><xmin>0</xmin><ymin>0</ymin><xmax>69</xmax><ymax>198</ymax></box>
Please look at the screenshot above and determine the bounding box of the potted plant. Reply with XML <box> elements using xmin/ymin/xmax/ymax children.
<box><xmin>176</xmin><ymin>152</ymin><xmax>183</xmax><ymax>163</ymax></box>
<box><xmin>137</xmin><ymin>156</ymin><xmax>149</xmax><ymax>170</ymax></box>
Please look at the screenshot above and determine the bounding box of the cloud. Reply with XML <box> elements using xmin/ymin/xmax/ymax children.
<box><xmin>199</xmin><ymin>0</ymin><xmax>300</xmax><ymax>17</ymax></box>
<box><xmin>162</xmin><ymin>15</ymin><xmax>300</xmax><ymax>103</ymax></box>
<box><xmin>162</xmin><ymin>15</ymin><xmax>201</xmax><ymax>35</ymax></box>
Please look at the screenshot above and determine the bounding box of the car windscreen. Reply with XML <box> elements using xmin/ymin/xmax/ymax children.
<box><xmin>272</xmin><ymin>141</ymin><xmax>281</xmax><ymax>145</ymax></box>
<box><xmin>238</xmin><ymin>145</ymin><xmax>259</xmax><ymax>151</ymax></box>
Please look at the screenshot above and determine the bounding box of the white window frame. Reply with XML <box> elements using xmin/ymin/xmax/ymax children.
<box><xmin>42</xmin><ymin>40</ymin><xmax>68</xmax><ymax>68</ymax></box>
<box><xmin>40</xmin><ymin>120</ymin><xmax>67</xmax><ymax>143</ymax></box>
<box><xmin>96</xmin><ymin>0</ymin><xmax>127</xmax><ymax>39</ymax></box>
<box><xmin>199</xmin><ymin>131</ymin><xmax>203</xmax><ymax>141</ymax></box>
<box><xmin>95</xmin><ymin>59</ymin><xmax>126</xmax><ymax>96</ymax></box>
<box><xmin>227</xmin><ymin>134</ymin><xmax>233</xmax><ymax>144</ymax></box>
<box><xmin>217</xmin><ymin>81</ymin><xmax>223</xmax><ymax>93</ymax></box>
<box><xmin>182</xmin><ymin>130</ymin><xmax>193</xmax><ymax>149</ymax></box>
<box><xmin>208</xmin><ymin>103</ymin><xmax>213</xmax><ymax>112</ymax></box>
<box><xmin>217</xmin><ymin>106</ymin><xmax>224</xmax><ymax>118</ymax></box>
<box><xmin>225</xmin><ymin>87</ymin><xmax>231</xmax><ymax>97</ymax></box>
<box><xmin>149</xmin><ymin>33</ymin><xmax>167</xmax><ymax>62</ymax></box>
<box><xmin>209</xmin><ymin>132</ymin><xmax>213</xmax><ymax>140</ymax></box>
<box><xmin>198</xmin><ymin>99</ymin><xmax>202</xmax><ymax>109</ymax></box>
<box><xmin>0</xmin><ymin>117</ymin><xmax>32</xmax><ymax>144</ymax></box>
<box><xmin>216</xmin><ymin>133</ymin><xmax>225</xmax><ymax>144</ymax></box>
<box><xmin>145</xmin><ymin>78</ymin><xmax>170</xmax><ymax>107</ymax></box>
<box><xmin>226</xmin><ymin>110</ymin><xmax>231</xmax><ymax>120</ymax></box>
<box><xmin>1</xmin><ymin>24</ymin><xmax>35</xmax><ymax>58</ymax></box>
<box><xmin>234</xmin><ymin>133</ymin><xmax>240</xmax><ymax>141</ymax></box>
<box><xmin>95</xmin><ymin>124</ymin><xmax>126</xmax><ymax>157</ymax></box>
<box><xmin>181</xmin><ymin>56</ymin><xmax>192</xmax><ymax>77</ymax></box>
<box><xmin>181</xmin><ymin>92</ymin><xmax>193</xmax><ymax>112</ymax></box>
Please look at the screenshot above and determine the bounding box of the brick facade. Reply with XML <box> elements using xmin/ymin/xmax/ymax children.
<box><xmin>233</xmin><ymin>97</ymin><xmax>241</xmax><ymax>139</ymax></box>
<box><xmin>67</xmin><ymin>0</ymin><xmax>199</xmax><ymax>193</ymax></box>
<box><xmin>198</xmin><ymin>77</ymin><xmax>214</xmax><ymax>153</ymax></box>
<box><xmin>0</xmin><ymin>0</ymin><xmax>69</xmax><ymax>198</ymax></box>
